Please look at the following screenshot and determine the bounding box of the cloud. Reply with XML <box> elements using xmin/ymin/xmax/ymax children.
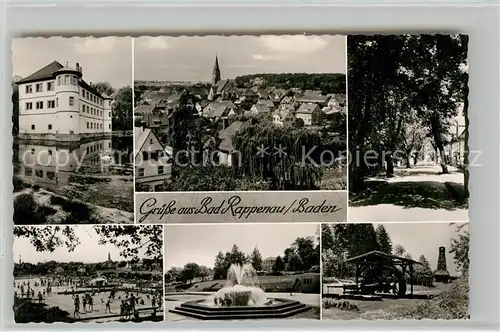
<box><xmin>72</xmin><ymin>37</ymin><xmax>119</xmax><ymax>55</ymax></box>
<box><xmin>254</xmin><ymin>35</ymin><xmax>329</xmax><ymax>60</ymax></box>
<box><xmin>143</xmin><ymin>37</ymin><xmax>170</xmax><ymax>50</ymax></box>
<box><xmin>226</xmin><ymin>64</ymin><xmax>258</xmax><ymax>69</ymax></box>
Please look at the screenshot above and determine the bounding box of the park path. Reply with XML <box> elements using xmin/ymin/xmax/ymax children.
<box><xmin>349</xmin><ymin>165</ymin><xmax>468</xmax><ymax>222</ymax></box>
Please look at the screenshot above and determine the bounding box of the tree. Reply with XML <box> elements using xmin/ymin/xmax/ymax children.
<box><xmin>394</xmin><ymin>244</ymin><xmax>406</xmax><ymax>257</ymax></box>
<box><xmin>321</xmin><ymin>224</ymin><xmax>334</xmax><ymax>250</ymax></box>
<box><xmin>13</xmin><ymin>226</ymin><xmax>80</xmax><ymax>252</ymax></box>
<box><xmin>90</xmin><ymin>82</ymin><xmax>115</xmax><ymax>97</ymax></box>
<box><xmin>227</xmin><ymin>244</ymin><xmax>248</xmax><ymax>266</ymax></box>
<box><xmin>112</xmin><ymin>86</ymin><xmax>133</xmax><ymax>134</ymax></box>
<box><xmin>198</xmin><ymin>265</ymin><xmax>211</xmax><ymax>281</ymax></box>
<box><xmin>273</xmin><ymin>256</ymin><xmax>285</xmax><ymax>273</ymax></box>
<box><xmin>181</xmin><ymin>262</ymin><xmax>200</xmax><ymax>284</ymax></box>
<box><xmin>449</xmin><ymin>223</ymin><xmax>469</xmax><ymax>273</ymax></box>
<box><xmin>213</xmin><ymin>251</ymin><xmax>227</xmax><ymax>280</ymax></box>
<box><xmin>375</xmin><ymin>224</ymin><xmax>392</xmax><ymax>254</ymax></box>
<box><xmin>93</xmin><ymin>225</ymin><xmax>163</xmax><ymax>261</ymax></box>
<box><xmin>250</xmin><ymin>246</ymin><xmax>263</xmax><ymax>271</ymax></box>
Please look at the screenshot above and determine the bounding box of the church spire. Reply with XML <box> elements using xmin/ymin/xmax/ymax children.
<box><xmin>212</xmin><ymin>53</ymin><xmax>221</xmax><ymax>86</ymax></box>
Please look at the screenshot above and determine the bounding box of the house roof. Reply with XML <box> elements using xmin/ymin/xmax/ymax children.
<box><xmin>135</xmin><ymin>102</ymin><xmax>154</xmax><ymax>115</ymax></box>
<box><xmin>17</xmin><ymin>61</ymin><xmax>63</xmax><ymax>84</ymax></box>
<box><xmin>296</xmin><ymin>92</ymin><xmax>331</xmax><ymax>103</ymax></box>
<box><xmin>257</xmin><ymin>99</ymin><xmax>274</xmax><ymax>108</ymax></box>
<box><xmin>218</xmin><ymin>121</ymin><xmax>243</xmax><ymax>152</ymax></box>
<box><xmin>297</xmin><ymin>103</ymin><xmax>320</xmax><ymax>114</ymax></box>
<box><xmin>252</xmin><ymin>104</ymin><xmax>272</xmax><ymax>113</ymax></box>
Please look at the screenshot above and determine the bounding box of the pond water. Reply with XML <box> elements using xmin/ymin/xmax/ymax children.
<box><xmin>14</xmin><ymin>136</ymin><xmax>134</xmax><ymax>212</ymax></box>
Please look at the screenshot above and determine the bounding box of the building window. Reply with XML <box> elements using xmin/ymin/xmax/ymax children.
<box><xmin>64</xmin><ymin>75</ymin><xmax>69</xmax><ymax>85</ymax></box>
<box><xmin>36</xmin><ymin>101</ymin><xmax>43</xmax><ymax>109</ymax></box>
<box><xmin>100</xmin><ymin>124</ymin><xmax>102</xmax><ymax>129</ymax></box>
<box><xmin>31</xmin><ymin>148</ymin><xmax>35</xmax><ymax>154</ymax></box>
<box><xmin>69</xmin><ymin>96</ymin><xmax>74</xmax><ymax>106</ymax></box>
<box><xmin>100</xmin><ymin>111</ymin><xmax>102</xmax><ymax>117</ymax></box>
<box><xmin>57</xmin><ymin>77</ymin><xmax>61</xmax><ymax>86</ymax></box>
<box><xmin>47</xmin><ymin>171</ymin><xmax>55</xmax><ymax>180</ymax></box>
<box><xmin>158</xmin><ymin>166</ymin><xmax>164</xmax><ymax>175</ymax></box>
<box><xmin>25</xmin><ymin>85</ymin><xmax>32</xmax><ymax>93</ymax></box>
<box><xmin>35</xmin><ymin>169</ymin><xmax>43</xmax><ymax>178</ymax></box>
<box><xmin>47</xmin><ymin>82</ymin><xmax>54</xmax><ymax>91</ymax></box>
<box><xmin>138</xmin><ymin>168</ymin><xmax>145</xmax><ymax>177</ymax></box>
<box><xmin>109</xmin><ymin>124</ymin><xmax>111</xmax><ymax>129</ymax></box>
<box><xmin>48</xmin><ymin>124</ymin><xmax>52</xmax><ymax>130</ymax></box>
<box><xmin>142</xmin><ymin>151</ymin><xmax>149</xmax><ymax>161</ymax></box>
<box><xmin>150</xmin><ymin>138</ymin><xmax>153</xmax><ymax>144</ymax></box>
<box><xmin>31</xmin><ymin>125</ymin><xmax>35</xmax><ymax>130</ymax></box>
<box><xmin>25</xmin><ymin>102</ymin><xmax>32</xmax><ymax>110</ymax></box>
<box><xmin>109</xmin><ymin>112</ymin><xmax>111</xmax><ymax>117</ymax></box>
<box><xmin>48</xmin><ymin>149</ymin><xmax>52</xmax><ymax>155</ymax></box>
<box><xmin>87</xmin><ymin>122</ymin><xmax>89</xmax><ymax>129</ymax></box>
<box><xmin>25</xmin><ymin>167</ymin><xmax>32</xmax><ymax>176</ymax></box>
<box><xmin>56</xmin><ymin>98</ymin><xmax>58</xmax><ymax>107</ymax></box>
<box><xmin>47</xmin><ymin>100</ymin><xmax>55</xmax><ymax>108</ymax></box>
<box><xmin>36</xmin><ymin>83</ymin><xmax>43</xmax><ymax>92</ymax></box>
<box><xmin>82</xmin><ymin>105</ymin><xmax>85</xmax><ymax>112</ymax></box>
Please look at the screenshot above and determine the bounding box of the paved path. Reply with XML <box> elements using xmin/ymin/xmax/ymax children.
<box><xmin>350</xmin><ymin>165</ymin><xmax>468</xmax><ymax>222</ymax></box>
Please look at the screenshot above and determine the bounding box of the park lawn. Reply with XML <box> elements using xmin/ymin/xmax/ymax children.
<box><xmin>166</xmin><ymin>274</ymin><xmax>304</xmax><ymax>293</ymax></box>
<box><xmin>322</xmin><ymin>279</ymin><xmax>468</xmax><ymax>320</ymax></box>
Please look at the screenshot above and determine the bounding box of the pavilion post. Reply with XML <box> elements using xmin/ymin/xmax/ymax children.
<box><xmin>355</xmin><ymin>263</ymin><xmax>359</xmax><ymax>293</ymax></box>
<box><xmin>410</xmin><ymin>263</ymin><xmax>414</xmax><ymax>296</ymax></box>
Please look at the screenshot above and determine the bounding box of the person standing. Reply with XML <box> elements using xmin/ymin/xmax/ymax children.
<box><xmin>74</xmin><ymin>295</ymin><xmax>81</xmax><ymax>318</ymax></box>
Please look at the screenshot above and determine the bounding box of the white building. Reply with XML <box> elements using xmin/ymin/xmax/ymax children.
<box><xmin>134</xmin><ymin>126</ymin><xmax>172</xmax><ymax>191</ymax></box>
<box><xmin>262</xmin><ymin>256</ymin><xmax>277</xmax><ymax>273</ymax></box>
<box><xmin>16</xmin><ymin>61</ymin><xmax>113</xmax><ymax>141</ymax></box>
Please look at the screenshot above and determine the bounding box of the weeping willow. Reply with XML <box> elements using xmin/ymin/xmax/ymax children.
<box><xmin>232</xmin><ymin>118</ymin><xmax>325</xmax><ymax>190</ymax></box>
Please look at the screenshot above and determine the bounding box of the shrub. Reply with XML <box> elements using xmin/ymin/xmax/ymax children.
<box><xmin>322</xmin><ymin>298</ymin><xmax>359</xmax><ymax>311</ymax></box>
<box><xmin>13</xmin><ymin>193</ymin><xmax>47</xmax><ymax>224</ymax></box>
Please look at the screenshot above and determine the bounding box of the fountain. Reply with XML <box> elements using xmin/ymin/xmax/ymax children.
<box><xmin>169</xmin><ymin>264</ymin><xmax>309</xmax><ymax>320</ymax></box>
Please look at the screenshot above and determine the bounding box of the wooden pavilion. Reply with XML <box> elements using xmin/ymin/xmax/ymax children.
<box><xmin>344</xmin><ymin>250</ymin><xmax>422</xmax><ymax>297</ymax></box>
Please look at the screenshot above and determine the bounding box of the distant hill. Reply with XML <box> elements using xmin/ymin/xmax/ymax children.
<box><xmin>234</xmin><ymin>73</ymin><xmax>346</xmax><ymax>94</ymax></box>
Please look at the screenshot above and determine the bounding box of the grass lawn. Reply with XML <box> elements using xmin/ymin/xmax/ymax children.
<box><xmin>322</xmin><ymin>279</ymin><xmax>469</xmax><ymax>320</ymax></box>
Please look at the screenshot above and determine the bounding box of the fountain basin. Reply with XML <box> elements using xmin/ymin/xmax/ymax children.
<box><xmin>169</xmin><ymin>298</ymin><xmax>309</xmax><ymax>320</ymax></box>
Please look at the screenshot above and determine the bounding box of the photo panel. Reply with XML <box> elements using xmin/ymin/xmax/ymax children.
<box><xmin>347</xmin><ymin>34</ymin><xmax>469</xmax><ymax>222</ymax></box>
<box><xmin>133</xmin><ymin>35</ymin><xmax>348</xmax><ymax>223</ymax></box>
<box><xmin>12</xmin><ymin>37</ymin><xmax>134</xmax><ymax>225</ymax></box>
<box><xmin>164</xmin><ymin>223</ymin><xmax>321</xmax><ymax>321</ymax></box>
<box><xmin>321</xmin><ymin>222</ymin><xmax>469</xmax><ymax>320</ymax></box>
<box><xmin>12</xmin><ymin>224</ymin><xmax>164</xmax><ymax>323</ymax></box>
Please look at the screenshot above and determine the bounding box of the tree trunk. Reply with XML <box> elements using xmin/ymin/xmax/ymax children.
<box><xmin>385</xmin><ymin>153</ymin><xmax>394</xmax><ymax>177</ymax></box>
<box><xmin>406</xmin><ymin>157</ymin><xmax>411</xmax><ymax>168</ymax></box>
<box><xmin>431</xmin><ymin>118</ymin><xmax>449</xmax><ymax>174</ymax></box>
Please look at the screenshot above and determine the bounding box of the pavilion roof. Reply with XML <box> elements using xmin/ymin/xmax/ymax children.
<box><xmin>345</xmin><ymin>250</ymin><xmax>422</xmax><ymax>266</ymax></box>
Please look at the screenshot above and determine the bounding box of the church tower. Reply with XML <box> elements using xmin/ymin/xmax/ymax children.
<box><xmin>107</xmin><ymin>252</ymin><xmax>112</xmax><ymax>262</ymax></box>
<box><xmin>212</xmin><ymin>54</ymin><xmax>221</xmax><ymax>86</ymax></box>
<box><xmin>436</xmin><ymin>246</ymin><xmax>448</xmax><ymax>272</ymax></box>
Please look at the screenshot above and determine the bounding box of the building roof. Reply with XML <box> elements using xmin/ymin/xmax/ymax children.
<box><xmin>263</xmin><ymin>256</ymin><xmax>277</xmax><ymax>261</ymax></box>
<box><xmin>135</xmin><ymin>102</ymin><xmax>154</xmax><ymax>115</ymax></box>
<box><xmin>345</xmin><ymin>250</ymin><xmax>422</xmax><ymax>266</ymax></box>
<box><xmin>218</xmin><ymin>121</ymin><xmax>243</xmax><ymax>152</ymax></box>
<box><xmin>17</xmin><ymin>61</ymin><xmax>63</xmax><ymax>84</ymax></box>
<box><xmin>296</xmin><ymin>91</ymin><xmax>331</xmax><ymax>104</ymax></box>
<box><xmin>297</xmin><ymin>103</ymin><xmax>320</xmax><ymax>114</ymax></box>
<box><xmin>252</xmin><ymin>103</ymin><xmax>272</xmax><ymax>113</ymax></box>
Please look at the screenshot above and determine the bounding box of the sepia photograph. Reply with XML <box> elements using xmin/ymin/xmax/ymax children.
<box><xmin>348</xmin><ymin>35</ymin><xmax>469</xmax><ymax>222</ymax></box>
<box><xmin>321</xmin><ymin>222</ymin><xmax>469</xmax><ymax>320</ymax></box>
<box><xmin>12</xmin><ymin>225</ymin><xmax>163</xmax><ymax>323</ymax></box>
<box><xmin>133</xmin><ymin>35</ymin><xmax>346</xmax><ymax>192</ymax></box>
<box><xmin>12</xmin><ymin>37</ymin><xmax>134</xmax><ymax>224</ymax></box>
<box><xmin>164</xmin><ymin>223</ymin><xmax>320</xmax><ymax>321</ymax></box>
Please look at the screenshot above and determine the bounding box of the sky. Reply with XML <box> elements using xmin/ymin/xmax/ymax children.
<box><xmin>165</xmin><ymin>224</ymin><xmax>318</xmax><ymax>269</ymax></box>
<box><xmin>134</xmin><ymin>35</ymin><xmax>346</xmax><ymax>82</ymax></box>
<box><xmin>12</xmin><ymin>37</ymin><xmax>132</xmax><ymax>89</ymax></box>
<box><xmin>374</xmin><ymin>222</ymin><xmax>468</xmax><ymax>275</ymax></box>
<box><xmin>13</xmin><ymin>226</ymin><xmax>145</xmax><ymax>264</ymax></box>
